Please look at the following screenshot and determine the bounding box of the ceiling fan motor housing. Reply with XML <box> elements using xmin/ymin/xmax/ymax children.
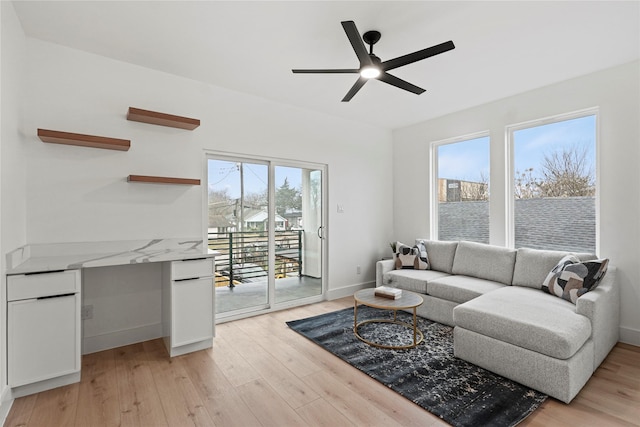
<box><xmin>363</xmin><ymin>30</ymin><xmax>381</xmax><ymax>47</ymax></box>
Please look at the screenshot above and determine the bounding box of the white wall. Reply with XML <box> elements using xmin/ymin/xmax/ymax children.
<box><xmin>1</xmin><ymin>0</ymin><xmax>29</xmax><ymax>417</ymax></box>
<box><xmin>21</xmin><ymin>37</ymin><xmax>393</xmax><ymax>272</ymax></box>
<box><xmin>12</xmin><ymin>32</ymin><xmax>391</xmax><ymax>319</ymax></box>
<box><xmin>82</xmin><ymin>264</ymin><xmax>163</xmax><ymax>354</ymax></box>
<box><xmin>393</xmin><ymin>61</ymin><xmax>640</xmax><ymax>346</ymax></box>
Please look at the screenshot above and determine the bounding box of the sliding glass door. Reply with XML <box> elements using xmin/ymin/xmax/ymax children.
<box><xmin>274</xmin><ymin>166</ymin><xmax>323</xmax><ymax>304</ymax></box>
<box><xmin>207</xmin><ymin>155</ymin><xmax>325</xmax><ymax>319</ymax></box>
<box><xmin>207</xmin><ymin>159</ymin><xmax>270</xmax><ymax>315</ymax></box>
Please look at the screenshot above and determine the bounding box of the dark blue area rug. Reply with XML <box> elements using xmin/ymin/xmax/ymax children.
<box><xmin>286</xmin><ymin>305</ymin><xmax>546</xmax><ymax>427</ymax></box>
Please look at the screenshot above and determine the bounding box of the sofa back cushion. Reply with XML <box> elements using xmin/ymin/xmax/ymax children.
<box><xmin>415</xmin><ymin>239</ymin><xmax>458</xmax><ymax>274</ymax></box>
<box><xmin>451</xmin><ymin>241</ymin><xmax>517</xmax><ymax>285</ymax></box>
<box><xmin>512</xmin><ymin>248</ymin><xmax>598</xmax><ymax>289</ymax></box>
<box><xmin>512</xmin><ymin>248</ymin><xmax>571</xmax><ymax>289</ymax></box>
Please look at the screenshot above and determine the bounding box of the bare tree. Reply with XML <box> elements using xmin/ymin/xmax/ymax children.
<box><xmin>243</xmin><ymin>189</ymin><xmax>268</xmax><ymax>209</ymax></box>
<box><xmin>460</xmin><ymin>172</ymin><xmax>489</xmax><ymax>201</ymax></box>
<box><xmin>514</xmin><ymin>167</ymin><xmax>540</xmax><ymax>199</ymax></box>
<box><xmin>208</xmin><ymin>188</ymin><xmax>232</xmax><ymax>206</ymax></box>
<box><xmin>538</xmin><ymin>145</ymin><xmax>595</xmax><ymax>197</ymax></box>
<box><xmin>514</xmin><ymin>145</ymin><xmax>594</xmax><ymax>198</ymax></box>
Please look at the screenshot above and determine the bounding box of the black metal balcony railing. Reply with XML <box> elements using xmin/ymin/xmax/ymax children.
<box><xmin>208</xmin><ymin>230</ymin><xmax>303</xmax><ymax>287</ymax></box>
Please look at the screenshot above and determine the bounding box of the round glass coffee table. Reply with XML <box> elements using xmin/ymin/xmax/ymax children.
<box><xmin>353</xmin><ymin>288</ymin><xmax>424</xmax><ymax>349</ymax></box>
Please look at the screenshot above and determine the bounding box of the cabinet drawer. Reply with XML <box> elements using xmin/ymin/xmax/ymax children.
<box><xmin>171</xmin><ymin>258</ymin><xmax>213</xmax><ymax>280</ymax></box>
<box><xmin>8</xmin><ymin>270</ymin><xmax>80</xmax><ymax>301</ymax></box>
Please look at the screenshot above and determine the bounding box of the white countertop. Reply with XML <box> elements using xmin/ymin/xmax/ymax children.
<box><xmin>6</xmin><ymin>238</ymin><xmax>219</xmax><ymax>275</ymax></box>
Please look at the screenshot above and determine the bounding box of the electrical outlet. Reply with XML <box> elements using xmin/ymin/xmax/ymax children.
<box><xmin>356</xmin><ymin>265</ymin><xmax>361</xmax><ymax>274</ymax></box>
<box><xmin>81</xmin><ymin>305</ymin><xmax>93</xmax><ymax>320</ymax></box>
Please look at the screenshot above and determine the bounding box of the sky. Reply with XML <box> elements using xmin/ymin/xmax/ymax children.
<box><xmin>208</xmin><ymin>160</ymin><xmax>302</xmax><ymax>199</ymax></box>
<box><xmin>209</xmin><ymin>115</ymin><xmax>596</xmax><ymax>198</ymax></box>
<box><xmin>437</xmin><ymin>114</ymin><xmax>596</xmax><ymax>183</ymax></box>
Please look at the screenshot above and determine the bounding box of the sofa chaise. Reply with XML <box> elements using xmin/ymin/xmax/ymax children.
<box><xmin>375</xmin><ymin>240</ymin><xmax>619</xmax><ymax>403</ymax></box>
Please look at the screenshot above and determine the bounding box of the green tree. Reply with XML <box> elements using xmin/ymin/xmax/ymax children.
<box><xmin>275</xmin><ymin>178</ymin><xmax>301</xmax><ymax>216</ymax></box>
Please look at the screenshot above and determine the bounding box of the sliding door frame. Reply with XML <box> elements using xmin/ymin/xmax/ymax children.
<box><xmin>203</xmin><ymin>150</ymin><xmax>328</xmax><ymax>322</ymax></box>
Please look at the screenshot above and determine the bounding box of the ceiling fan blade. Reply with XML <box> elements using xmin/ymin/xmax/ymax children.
<box><xmin>382</xmin><ymin>40</ymin><xmax>455</xmax><ymax>71</ymax></box>
<box><xmin>342</xmin><ymin>76</ymin><xmax>368</xmax><ymax>102</ymax></box>
<box><xmin>378</xmin><ymin>72</ymin><xmax>425</xmax><ymax>95</ymax></box>
<box><xmin>292</xmin><ymin>69</ymin><xmax>360</xmax><ymax>74</ymax></box>
<box><xmin>341</xmin><ymin>21</ymin><xmax>372</xmax><ymax>66</ymax></box>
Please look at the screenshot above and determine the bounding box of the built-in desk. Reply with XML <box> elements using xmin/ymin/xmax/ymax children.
<box><xmin>5</xmin><ymin>238</ymin><xmax>218</xmax><ymax>398</ymax></box>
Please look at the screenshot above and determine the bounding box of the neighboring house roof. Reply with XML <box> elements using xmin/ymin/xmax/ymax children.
<box><xmin>208</xmin><ymin>214</ymin><xmax>234</xmax><ymax>228</ymax></box>
<box><xmin>245</xmin><ymin>210</ymin><xmax>286</xmax><ymax>223</ymax></box>
<box><xmin>209</xmin><ymin>204</ymin><xmax>288</xmax><ymax>228</ymax></box>
<box><xmin>439</xmin><ymin>197</ymin><xmax>595</xmax><ymax>253</ymax></box>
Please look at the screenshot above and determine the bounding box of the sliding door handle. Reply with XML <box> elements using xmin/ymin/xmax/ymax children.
<box><xmin>317</xmin><ymin>226</ymin><xmax>324</xmax><ymax>239</ymax></box>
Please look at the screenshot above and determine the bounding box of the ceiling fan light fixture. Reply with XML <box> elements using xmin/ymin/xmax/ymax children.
<box><xmin>292</xmin><ymin>20</ymin><xmax>455</xmax><ymax>101</ymax></box>
<box><xmin>360</xmin><ymin>65</ymin><xmax>381</xmax><ymax>79</ymax></box>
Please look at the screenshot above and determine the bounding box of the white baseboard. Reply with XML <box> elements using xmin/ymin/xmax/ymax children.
<box><xmin>83</xmin><ymin>323</ymin><xmax>163</xmax><ymax>354</ymax></box>
<box><xmin>164</xmin><ymin>337</ymin><xmax>212</xmax><ymax>357</ymax></box>
<box><xmin>9</xmin><ymin>372</ymin><xmax>81</xmax><ymax>399</ymax></box>
<box><xmin>619</xmin><ymin>325</ymin><xmax>640</xmax><ymax>347</ymax></box>
<box><xmin>0</xmin><ymin>386</ymin><xmax>13</xmax><ymax>427</ymax></box>
<box><xmin>327</xmin><ymin>281</ymin><xmax>373</xmax><ymax>300</ymax></box>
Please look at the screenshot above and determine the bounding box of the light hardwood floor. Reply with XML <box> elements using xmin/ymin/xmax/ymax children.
<box><xmin>5</xmin><ymin>297</ymin><xmax>640</xmax><ymax>427</ymax></box>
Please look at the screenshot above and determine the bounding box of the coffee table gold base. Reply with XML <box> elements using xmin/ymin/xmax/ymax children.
<box><xmin>353</xmin><ymin>288</ymin><xmax>424</xmax><ymax>350</ymax></box>
<box><xmin>354</xmin><ymin>317</ymin><xmax>424</xmax><ymax>349</ymax></box>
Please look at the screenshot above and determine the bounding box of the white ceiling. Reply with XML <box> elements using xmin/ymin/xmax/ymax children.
<box><xmin>11</xmin><ymin>1</ymin><xmax>640</xmax><ymax>130</ymax></box>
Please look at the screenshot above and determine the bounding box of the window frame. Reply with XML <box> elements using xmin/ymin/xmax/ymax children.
<box><xmin>505</xmin><ymin>107</ymin><xmax>600</xmax><ymax>252</ymax></box>
<box><xmin>429</xmin><ymin>130</ymin><xmax>491</xmax><ymax>241</ymax></box>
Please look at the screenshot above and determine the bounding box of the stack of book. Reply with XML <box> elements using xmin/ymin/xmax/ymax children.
<box><xmin>374</xmin><ymin>286</ymin><xmax>403</xmax><ymax>299</ymax></box>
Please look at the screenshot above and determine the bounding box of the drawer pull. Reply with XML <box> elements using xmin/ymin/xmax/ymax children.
<box><xmin>174</xmin><ymin>277</ymin><xmax>205</xmax><ymax>282</ymax></box>
<box><xmin>37</xmin><ymin>293</ymin><xmax>76</xmax><ymax>300</ymax></box>
<box><xmin>25</xmin><ymin>270</ymin><xmax>66</xmax><ymax>276</ymax></box>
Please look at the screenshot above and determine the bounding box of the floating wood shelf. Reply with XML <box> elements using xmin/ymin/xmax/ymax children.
<box><xmin>126</xmin><ymin>107</ymin><xmax>200</xmax><ymax>130</ymax></box>
<box><xmin>127</xmin><ymin>175</ymin><xmax>201</xmax><ymax>186</ymax></box>
<box><xmin>38</xmin><ymin>129</ymin><xmax>131</xmax><ymax>151</ymax></box>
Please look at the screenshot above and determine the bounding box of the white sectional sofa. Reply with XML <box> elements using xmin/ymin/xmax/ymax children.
<box><xmin>375</xmin><ymin>240</ymin><xmax>619</xmax><ymax>403</ymax></box>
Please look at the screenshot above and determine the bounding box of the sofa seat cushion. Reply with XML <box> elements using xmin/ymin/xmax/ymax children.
<box><xmin>453</xmin><ymin>287</ymin><xmax>591</xmax><ymax>359</ymax></box>
<box><xmin>383</xmin><ymin>270</ymin><xmax>451</xmax><ymax>294</ymax></box>
<box><xmin>428</xmin><ymin>275</ymin><xmax>506</xmax><ymax>304</ymax></box>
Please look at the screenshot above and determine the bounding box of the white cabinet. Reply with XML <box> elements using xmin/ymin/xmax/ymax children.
<box><xmin>7</xmin><ymin>270</ymin><xmax>81</xmax><ymax>389</ymax></box>
<box><xmin>162</xmin><ymin>258</ymin><xmax>214</xmax><ymax>357</ymax></box>
<box><xmin>172</xmin><ymin>277</ymin><xmax>213</xmax><ymax>346</ymax></box>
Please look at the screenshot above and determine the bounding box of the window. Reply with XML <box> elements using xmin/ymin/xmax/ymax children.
<box><xmin>509</xmin><ymin>111</ymin><xmax>597</xmax><ymax>253</ymax></box>
<box><xmin>432</xmin><ymin>134</ymin><xmax>490</xmax><ymax>243</ymax></box>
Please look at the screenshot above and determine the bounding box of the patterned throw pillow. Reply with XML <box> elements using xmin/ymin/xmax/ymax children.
<box><xmin>542</xmin><ymin>255</ymin><xmax>609</xmax><ymax>304</ymax></box>
<box><xmin>413</xmin><ymin>240</ymin><xmax>430</xmax><ymax>270</ymax></box>
<box><xmin>394</xmin><ymin>241</ymin><xmax>429</xmax><ymax>270</ymax></box>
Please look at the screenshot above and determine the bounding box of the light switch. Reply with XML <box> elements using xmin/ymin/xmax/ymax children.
<box><xmin>337</xmin><ymin>204</ymin><xmax>345</xmax><ymax>213</ymax></box>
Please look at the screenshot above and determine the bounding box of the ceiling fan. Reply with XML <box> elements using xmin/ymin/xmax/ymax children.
<box><xmin>292</xmin><ymin>20</ymin><xmax>455</xmax><ymax>102</ymax></box>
